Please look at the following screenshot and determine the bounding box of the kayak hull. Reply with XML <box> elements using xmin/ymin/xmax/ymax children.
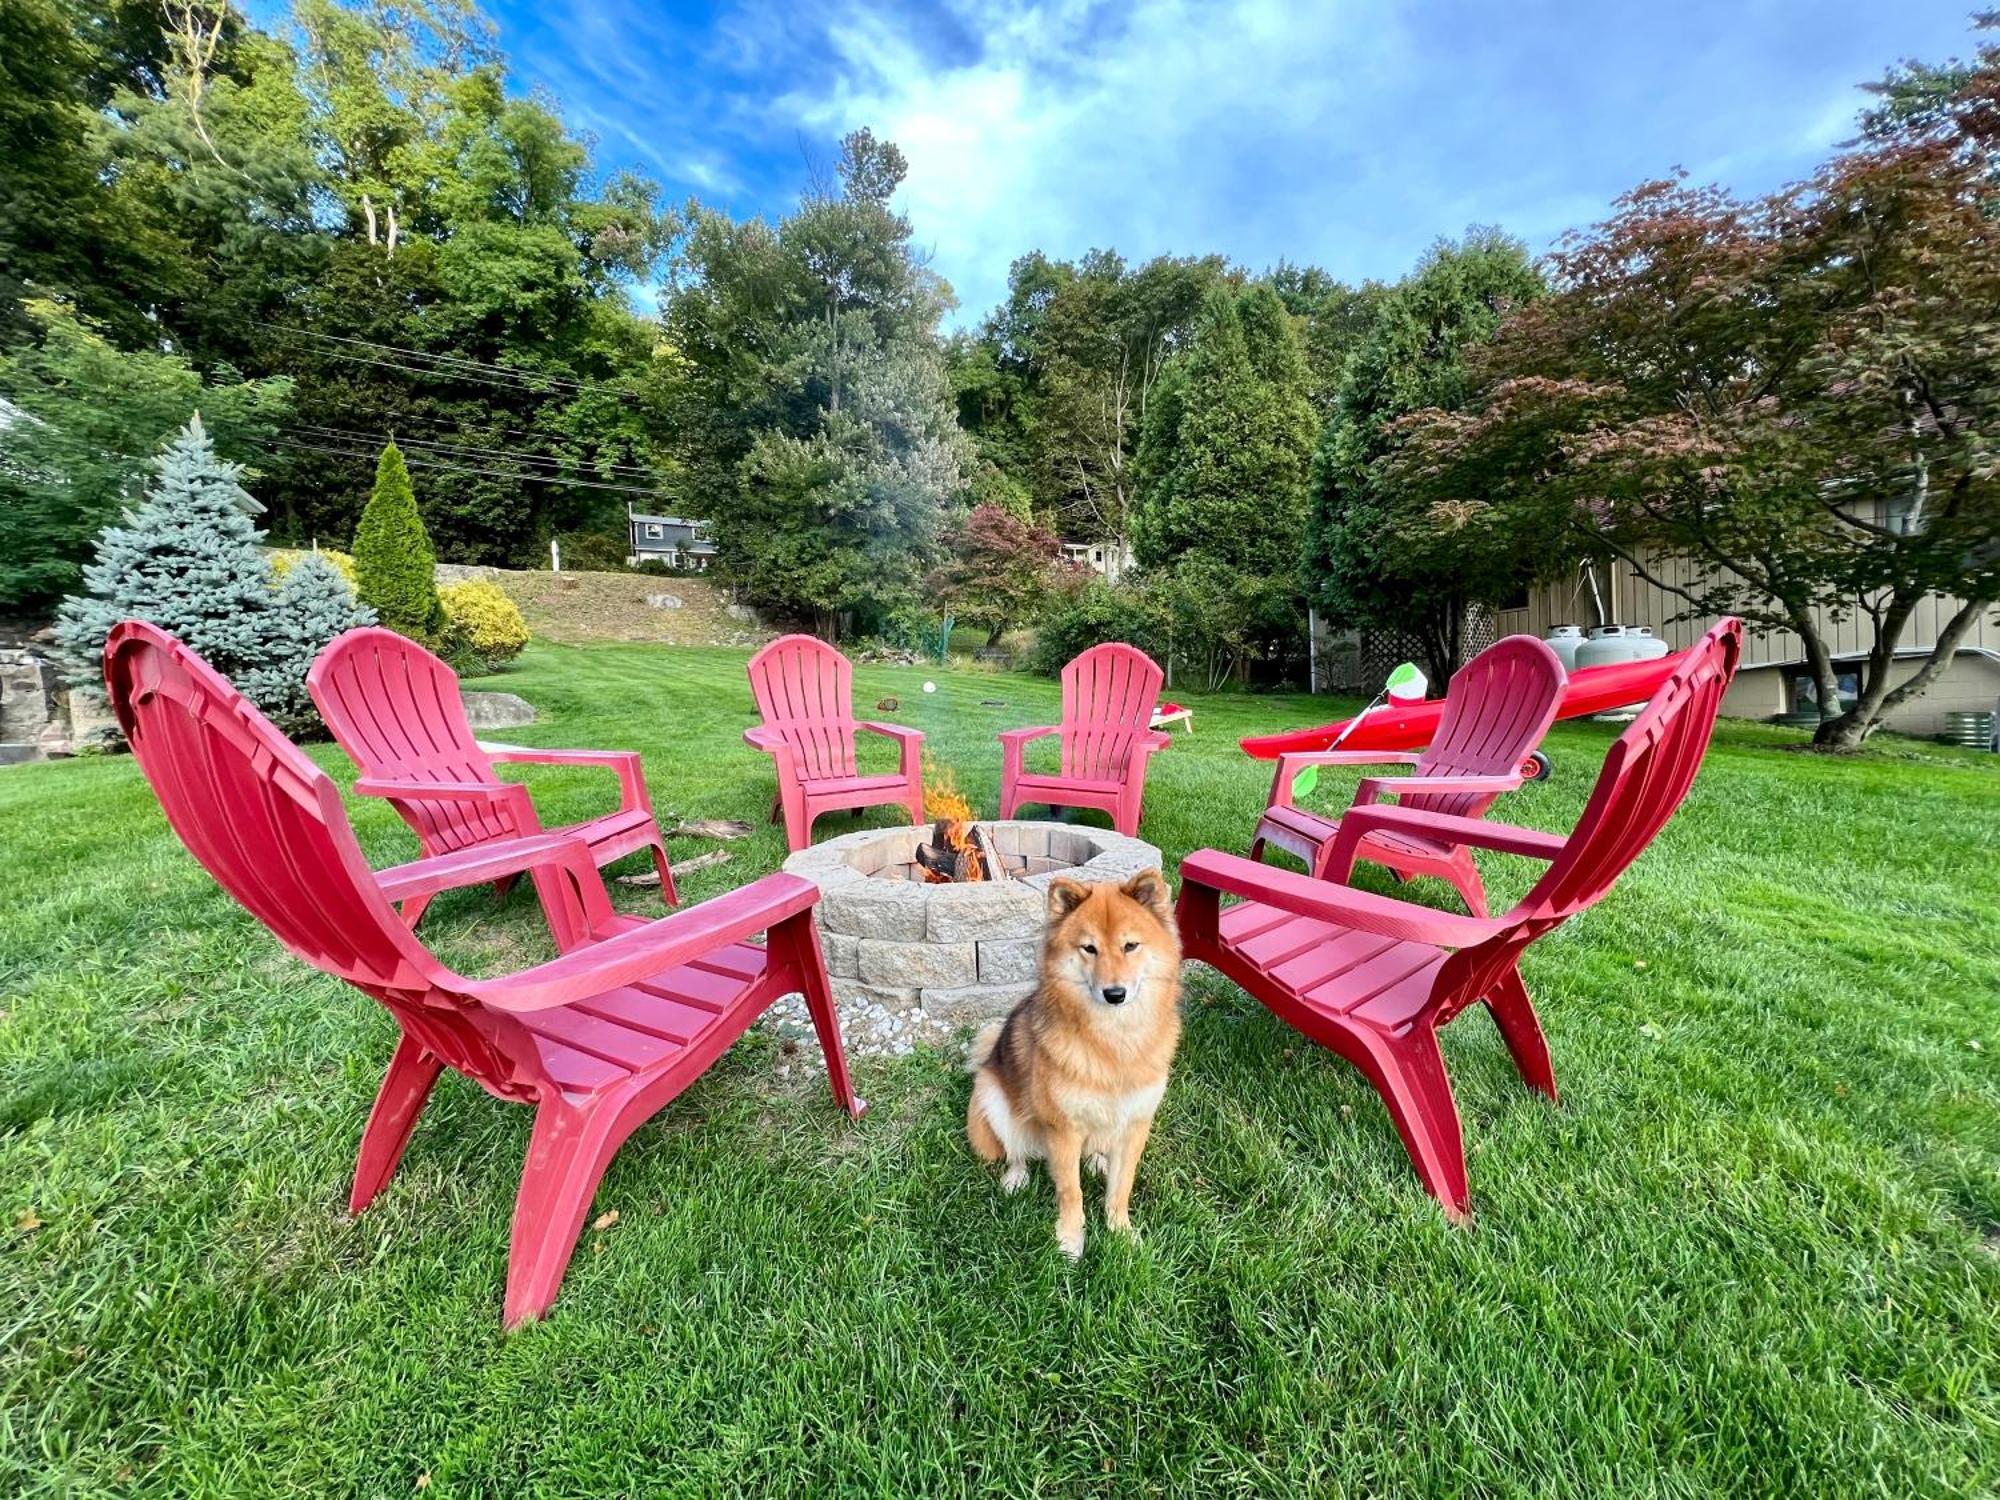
<box><xmin>1240</xmin><ymin>651</ymin><xmax>1690</xmax><ymax>760</ymax></box>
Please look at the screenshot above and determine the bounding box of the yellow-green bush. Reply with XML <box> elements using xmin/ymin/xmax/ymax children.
<box><xmin>439</xmin><ymin>580</ymin><xmax>530</xmax><ymax>666</ymax></box>
<box><xmin>269</xmin><ymin>547</ymin><xmax>358</xmax><ymax>589</ymax></box>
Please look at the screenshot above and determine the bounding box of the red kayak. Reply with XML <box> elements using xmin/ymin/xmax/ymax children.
<box><xmin>1240</xmin><ymin>651</ymin><xmax>1689</xmax><ymax>760</ymax></box>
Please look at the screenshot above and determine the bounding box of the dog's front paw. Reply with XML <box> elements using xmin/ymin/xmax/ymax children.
<box><xmin>1001</xmin><ymin>1161</ymin><xmax>1029</xmax><ymax>1194</ymax></box>
<box><xmin>1105</xmin><ymin>1206</ymin><xmax>1134</xmax><ymax>1234</ymax></box>
<box><xmin>1055</xmin><ymin>1221</ymin><xmax>1085</xmax><ymax>1259</ymax></box>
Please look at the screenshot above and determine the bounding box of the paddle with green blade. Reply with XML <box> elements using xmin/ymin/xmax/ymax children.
<box><xmin>1290</xmin><ymin>661</ymin><xmax>1428</xmax><ymax>801</ymax></box>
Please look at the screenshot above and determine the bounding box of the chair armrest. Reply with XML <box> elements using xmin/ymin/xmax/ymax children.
<box><xmin>1271</xmin><ymin>750</ymin><xmax>1420</xmax><ymax>806</ymax></box>
<box><xmin>743</xmin><ymin>726</ymin><xmax>788</xmax><ymax>752</ymax></box>
<box><xmin>374</xmin><ymin>833</ymin><xmax>592</xmax><ymax>905</ymax></box>
<box><xmin>466</xmin><ymin>872</ymin><xmax>822</xmax><ymax>1012</ymax></box>
<box><xmin>1142</xmin><ymin>729</ymin><xmax>1171</xmax><ymax>752</ymax></box>
<box><xmin>1352</xmin><ymin>771</ymin><xmax>1522</xmax><ymax>806</ymax></box>
<box><xmin>479</xmin><ymin>743</ymin><xmax>648</xmax><ymax>810</ymax></box>
<box><xmin>1335</xmin><ymin>804</ymin><xmax>1569</xmax><ymax>860</ymax></box>
<box><xmin>1179</xmin><ymin>849</ymin><xmax>1502</xmax><ymax>949</ymax></box>
<box><xmin>999</xmin><ymin>724</ymin><xmax>1057</xmax><ymax>781</ymax></box>
<box><xmin>857</xmin><ymin>720</ymin><xmax>922</xmax><ymax>745</ymax></box>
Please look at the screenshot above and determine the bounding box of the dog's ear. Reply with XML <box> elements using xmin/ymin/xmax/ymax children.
<box><xmin>1046</xmin><ymin>877</ymin><xmax>1090</xmax><ymax>922</ymax></box>
<box><xmin>1121</xmin><ymin>868</ymin><xmax>1172</xmax><ymax>920</ymax></box>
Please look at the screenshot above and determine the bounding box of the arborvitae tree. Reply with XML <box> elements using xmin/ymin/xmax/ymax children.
<box><xmin>55</xmin><ymin>415</ymin><xmax>282</xmax><ymax>691</ymax></box>
<box><xmin>240</xmin><ymin>553</ymin><xmax>375</xmax><ymax>732</ymax></box>
<box><xmin>1129</xmin><ymin>284</ymin><xmax>1318</xmax><ymax>683</ymax></box>
<box><xmin>352</xmin><ymin>442</ymin><xmax>443</xmax><ymax>639</ymax></box>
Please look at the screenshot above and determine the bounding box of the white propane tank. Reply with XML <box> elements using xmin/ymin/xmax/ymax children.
<box><xmin>1574</xmin><ymin>624</ymin><xmax>1667</xmax><ymax>670</ymax></box>
<box><xmin>1544</xmin><ymin>625</ymin><xmax>1585</xmax><ymax>672</ymax></box>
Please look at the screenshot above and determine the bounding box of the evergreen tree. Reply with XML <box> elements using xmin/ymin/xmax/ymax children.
<box><xmin>1129</xmin><ymin>283</ymin><xmax>1318</xmax><ymax>683</ymax></box>
<box><xmin>1305</xmin><ymin>229</ymin><xmax>1545</xmax><ymax>683</ymax></box>
<box><xmin>55</xmin><ymin>415</ymin><xmax>284</xmax><ymax>693</ymax></box>
<box><xmin>240</xmin><ymin>553</ymin><xmax>375</xmax><ymax>732</ymax></box>
<box><xmin>352</xmin><ymin>442</ymin><xmax>443</xmax><ymax>639</ymax></box>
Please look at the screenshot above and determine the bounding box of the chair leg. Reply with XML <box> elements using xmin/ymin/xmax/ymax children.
<box><xmin>775</xmin><ymin>914</ymin><xmax>867</xmax><ymax>1120</ymax></box>
<box><xmin>1485</xmin><ymin>968</ymin><xmax>1558</xmax><ymax>1102</ymax></box>
<box><xmin>1248</xmin><ymin>837</ymin><xmax>1267</xmax><ymax>864</ymax></box>
<box><xmin>492</xmin><ymin>872</ymin><xmax>520</xmax><ymax>901</ymax></box>
<box><xmin>1358</xmin><ymin>1026</ymin><xmax>1471</xmax><ymax>1221</ymax></box>
<box><xmin>906</xmin><ymin>784</ymin><xmax>926</xmax><ymax>827</ymax></box>
<box><xmin>504</xmin><ymin>1098</ymin><xmax>625</xmax><ymax>1329</ymax></box>
<box><xmin>397</xmin><ymin>892</ymin><xmax>435</xmax><ymax>930</ymax></box>
<box><xmin>349</xmin><ymin>1033</ymin><xmax>444</xmax><ymax>1214</ymax></box>
<box><xmin>647</xmin><ymin>838</ymin><xmax>679</xmax><ymax>908</ymax></box>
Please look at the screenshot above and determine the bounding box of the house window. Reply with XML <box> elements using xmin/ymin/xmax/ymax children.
<box><xmin>642</xmin><ymin>522</ymin><xmax>663</xmax><ymax>540</ymax></box>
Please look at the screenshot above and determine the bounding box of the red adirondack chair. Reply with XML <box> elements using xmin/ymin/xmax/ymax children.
<box><xmin>1251</xmin><ymin>635</ymin><xmax>1566</xmax><ymax>917</ymax></box>
<box><xmin>999</xmin><ymin>643</ymin><xmax>1169</xmax><ymax>837</ymax></box>
<box><xmin>1179</xmin><ymin>619</ymin><xmax>1742</xmax><ymax>1219</ymax></box>
<box><xmin>107</xmin><ymin>621</ymin><xmax>865</xmax><ymax>1328</ymax></box>
<box><xmin>745</xmin><ymin>634</ymin><xmax>925</xmax><ymax>852</ymax></box>
<box><xmin>310</xmin><ymin>627</ymin><xmax>677</xmax><ymax>927</ymax></box>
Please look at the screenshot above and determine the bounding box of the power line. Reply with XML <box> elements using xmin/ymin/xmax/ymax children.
<box><xmin>244</xmin><ymin>318</ymin><xmax>637</xmax><ymax>399</ymax></box>
<box><xmin>287</xmin><ymin>421</ymin><xmax>662</xmax><ymax>479</ymax></box>
<box><xmin>280</xmin><ymin>435</ymin><xmax>668</xmax><ymax>497</ymax></box>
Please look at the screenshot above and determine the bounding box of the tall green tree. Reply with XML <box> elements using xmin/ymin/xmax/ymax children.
<box><xmin>0</xmin><ymin>299</ymin><xmax>291</xmax><ymax>609</ymax></box>
<box><xmin>352</xmin><ymin>441</ymin><xmax>443</xmax><ymax>637</ymax></box>
<box><xmin>666</xmin><ymin>129</ymin><xmax>971</xmax><ymax>635</ymax></box>
<box><xmin>1305</xmin><ymin>228</ymin><xmax>1547</xmax><ymax>683</ymax></box>
<box><xmin>1129</xmin><ymin>282</ymin><xmax>1319</xmax><ymax>684</ymax></box>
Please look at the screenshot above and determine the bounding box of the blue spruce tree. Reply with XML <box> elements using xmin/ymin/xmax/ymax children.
<box><xmin>56</xmin><ymin>416</ymin><xmax>371</xmax><ymax>731</ymax></box>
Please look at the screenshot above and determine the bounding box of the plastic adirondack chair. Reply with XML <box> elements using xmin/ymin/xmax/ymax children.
<box><xmin>309</xmin><ymin>627</ymin><xmax>677</xmax><ymax>927</ymax></box>
<box><xmin>999</xmin><ymin>643</ymin><xmax>1169</xmax><ymax>837</ymax></box>
<box><xmin>108</xmin><ymin>622</ymin><xmax>865</xmax><ymax>1328</ymax></box>
<box><xmin>744</xmin><ymin>634</ymin><xmax>924</xmax><ymax>852</ymax></box>
<box><xmin>1251</xmin><ymin>635</ymin><xmax>1566</xmax><ymax>917</ymax></box>
<box><xmin>1180</xmin><ymin>619</ymin><xmax>1741</xmax><ymax>1219</ymax></box>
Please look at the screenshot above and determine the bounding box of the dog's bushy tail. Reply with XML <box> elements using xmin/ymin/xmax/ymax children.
<box><xmin>966</xmin><ymin>1020</ymin><xmax>1004</xmax><ymax>1073</ymax></box>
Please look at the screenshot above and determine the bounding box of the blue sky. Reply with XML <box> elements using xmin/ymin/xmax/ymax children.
<box><xmin>487</xmin><ymin>0</ymin><xmax>1973</xmax><ymax>322</ymax></box>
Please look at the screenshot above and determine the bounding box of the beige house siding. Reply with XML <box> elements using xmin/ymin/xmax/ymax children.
<box><xmin>1495</xmin><ymin>556</ymin><xmax>2000</xmax><ymax>739</ymax></box>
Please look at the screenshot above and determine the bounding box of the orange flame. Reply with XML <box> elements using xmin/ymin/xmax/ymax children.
<box><xmin>922</xmin><ymin>758</ymin><xmax>978</xmax><ymax>823</ymax></box>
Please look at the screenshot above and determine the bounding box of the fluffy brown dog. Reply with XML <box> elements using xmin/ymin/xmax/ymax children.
<box><xmin>966</xmin><ymin>869</ymin><xmax>1182</xmax><ymax>1257</ymax></box>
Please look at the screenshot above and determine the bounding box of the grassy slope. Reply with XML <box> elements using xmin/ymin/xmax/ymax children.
<box><xmin>1</xmin><ymin>642</ymin><xmax>1995</xmax><ymax>1497</ymax></box>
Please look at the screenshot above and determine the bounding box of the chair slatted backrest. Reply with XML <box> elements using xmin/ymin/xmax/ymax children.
<box><xmin>108</xmin><ymin>623</ymin><xmax>538</xmax><ymax>1096</ymax></box>
<box><xmin>746</xmin><ymin>635</ymin><xmax>860</xmax><ymax>781</ymax></box>
<box><xmin>309</xmin><ymin>627</ymin><xmax>519</xmax><ymax>854</ymax></box>
<box><xmin>1438</xmin><ymin>619</ymin><xmax>1743</xmax><ymax>1015</ymax></box>
<box><xmin>1400</xmin><ymin>635</ymin><xmax>1566</xmax><ymax>820</ymax></box>
<box><xmin>1059</xmin><ymin>643</ymin><xmax>1164</xmax><ymax>781</ymax></box>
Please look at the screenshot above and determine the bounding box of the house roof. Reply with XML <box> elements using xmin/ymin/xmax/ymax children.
<box><xmin>628</xmin><ymin>512</ymin><xmax>707</xmax><ymax>528</ymax></box>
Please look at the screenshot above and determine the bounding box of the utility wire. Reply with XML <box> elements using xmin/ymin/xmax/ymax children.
<box><xmin>280</xmin><ymin>436</ymin><xmax>668</xmax><ymax>497</ymax></box>
<box><xmin>242</xmin><ymin>317</ymin><xmax>636</xmax><ymax>399</ymax></box>
<box><xmin>287</xmin><ymin>421</ymin><xmax>662</xmax><ymax>479</ymax></box>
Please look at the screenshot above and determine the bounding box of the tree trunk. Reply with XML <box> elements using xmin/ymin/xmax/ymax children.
<box><xmin>1814</xmin><ymin>593</ymin><xmax>1992</xmax><ymax>749</ymax></box>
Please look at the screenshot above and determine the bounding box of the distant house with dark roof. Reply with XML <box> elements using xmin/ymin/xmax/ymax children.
<box><xmin>626</xmin><ymin>507</ymin><xmax>718</xmax><ymax>571</ymax></box>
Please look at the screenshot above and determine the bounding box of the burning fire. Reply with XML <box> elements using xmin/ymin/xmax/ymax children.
<box><xmin>922</xmin><ymin>759</ymin><xmax>978</xmax><ymax>823</ymax></box>
<box><xmin>924</xmin><ymin>818</ymin><xmax>987</xmax><ymax>883</ymax></box>
<box><xmin>917</xmin><ymin>760</ymin><xmax>992</xmax><ymax>882</ymax></box>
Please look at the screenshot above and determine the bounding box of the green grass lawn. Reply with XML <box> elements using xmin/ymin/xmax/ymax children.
<box><xmin>3</xmin><ymin>641</ymin><xmax>1996</xmax><ymax>1496</ymax></box>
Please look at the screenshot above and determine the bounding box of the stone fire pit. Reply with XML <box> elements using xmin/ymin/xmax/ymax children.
<box><xmin>770</xmin><ymin>820</ymin><xmax>1161</xmax><ymax>1055</ymax></box>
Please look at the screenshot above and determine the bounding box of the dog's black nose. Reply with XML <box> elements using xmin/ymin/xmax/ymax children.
<box><xmin>1101</xmin><ymin>986</ymin><xmax>1127</xmax><ymax>1005</ymax></box>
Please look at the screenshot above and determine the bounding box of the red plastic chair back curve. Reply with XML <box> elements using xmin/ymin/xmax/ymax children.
<box><xmin>1059</xmin><ymin>642</ymin><xmax>1164</xmax><ymax>781</ymax></box>
<box><xmin>1404</xmin><ymin>635</ymin><xmax>1566</xmax><ymax>818</ymax></box>
<box><xmin>746</xmin><ymin>634</ymin><xmax>862</xmax><ymax>781</ymax></box>
<box><xmin>106</xmin><ymin>622</ymin><xmax>448</xmax><ymax>1003</ymax></box>
<box><xmin>309</xmin><ymin>626</ymin><xmax>517</xmax><ymax>853</ymax></box>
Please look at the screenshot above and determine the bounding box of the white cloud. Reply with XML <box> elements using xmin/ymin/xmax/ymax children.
<box><xmin>777</xmin><ymin>0</ymin><xmax>1420</xmax><ymax>318</ymax></box>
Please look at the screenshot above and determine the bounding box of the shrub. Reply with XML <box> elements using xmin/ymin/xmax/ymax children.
<box><xmin>241</xmin><ymin>553</ymin><xmax>376</xmax><ymax>732</ymax></box>
<box><xmin>439</xmin><ymin>580</ymin><xmax>529</xmax><ymax>669</ymax></box>
<box><xmin>1027</xmin><ymin>577</ymin><xmax>1172</xmax><ymax>677</ymax></box>
<box><xmin>54</xmin><ymin>417</ymin><xmax>368</xmax><ymax>733</ymax></box>
<box><xmin>352</xmin><ymin>443</ymin><xmax>444</xmax><ymax>638</ymax></box>
<box><xmin>553</xmin><ymin>529</ymin><xmax>632</xmax><ymax>572</ymax></box>
<box><xmin>269</xmin><ymin>547</ymin><xmax>357</xmax><ymax>590</ymax></box>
